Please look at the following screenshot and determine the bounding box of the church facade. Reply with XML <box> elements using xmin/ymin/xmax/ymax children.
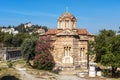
<box><xmin>46</xmin><ymin>12</ymin><xmax>94</xmax><ymax>70</ymax></box>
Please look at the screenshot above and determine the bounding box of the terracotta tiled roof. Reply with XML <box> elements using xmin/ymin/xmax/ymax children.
<box><xmin>77</xmin><ymin>29</ymin><xmax>88</xmax><ymax>35</ymax></box>
<box><xmin>46</xmin><ymin>29</ymin><xmax>57</xmax><ymax>35</ymax></box>
<box><xmin>46</xmin><ymin>28</ymin><xmax>88</xmax><ymax>35</ymax></box>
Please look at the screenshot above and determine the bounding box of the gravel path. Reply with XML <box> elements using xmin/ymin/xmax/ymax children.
<box><xmin>15</xmin><ymin>67</ymin><xmax>43</xmax><ymax>80</ymax></box>
<box><xmin>15</xmin><ymin>67</ymin><xmax>86</xmax><ymax>80</ymax></box>
<box><xmin>15</xmin><ymin>66</ymin><xmax>105</xmax><ymax>80</ymax></box>
<box><xmin>58</xmin><ymin>75</ymin><xmax>86</xmax><ymax>80</ymax></box>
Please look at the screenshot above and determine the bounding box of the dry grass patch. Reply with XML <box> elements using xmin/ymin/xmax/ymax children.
<box><xmin>0</xmin><ymin>68</ymin><xmax>20</xmax><ymax>79</ymax></box>
<box><xmin>26</xmin><ymin>68</ymin><xmax>58</xmax><ymax>79</ymax></box>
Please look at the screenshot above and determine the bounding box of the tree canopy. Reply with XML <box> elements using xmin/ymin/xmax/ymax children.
<box><xmin>95</xmin><ymin>29</ymin><xmax>116</xmax><ymax>62</ymax></box>
<box><xmin>21</xmin><ymin>36</ymin><xmax>37</xmax><ymax>65</ymax></box>
<box><xmin>94</xmin><ymin>29</ymin><xmax>120</xmax><ymax>77</ymax></box>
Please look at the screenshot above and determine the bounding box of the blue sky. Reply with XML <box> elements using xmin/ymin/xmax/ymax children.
<box><xmin>0</xmin><ymin>0</ymin><xmax>120</xmax><ymax>34</ymax></box>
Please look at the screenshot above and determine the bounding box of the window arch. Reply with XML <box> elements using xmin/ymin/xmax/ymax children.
<box><xmin>80</xmin><ymin>48</ymin><xmax>85</xmax><ymax>57</ymax></box>
<box><xmin>64</xmin><ymin>46</ymin><xmax>71</xmax><ymax>56</ymax></box>
<box><xmin>65</xmin><ymin>20</ymin><xmax>69</xmax><ymax>28</ymax></box>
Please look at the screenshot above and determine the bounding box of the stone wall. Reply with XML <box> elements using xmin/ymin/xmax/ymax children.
<box><xmin>52</xmin><ymin>35</ymin><xmax>88</xmax><ymax>69</ymax></box>
<box><xmin>0</xmin><ymin>47</ymin><xmax>21</xmax><ymax>61</ymax></box>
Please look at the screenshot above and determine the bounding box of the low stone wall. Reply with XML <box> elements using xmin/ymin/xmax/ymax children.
<box><xmin>0</xmin><ymin>47</ymin><xmax>21</xmax><ymax>61</ymax></box>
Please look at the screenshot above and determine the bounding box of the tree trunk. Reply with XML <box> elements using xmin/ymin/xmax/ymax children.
<box><xmin>112</xmin><ymin>66</ymin><xmax>117</xmax><ymax>77</ymax></box>
<box><xmin>26</xmin><ymin>54</ymin><xmax>31</xmax><ymax>66</ymax></box>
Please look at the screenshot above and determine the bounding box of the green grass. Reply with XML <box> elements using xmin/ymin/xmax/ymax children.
<box><xmin>12</xmin><ymin>59</ymin><xmax>26</xmax><ymax>66</ymax></box>
<box><xmin>108</xmin><ymin>78</ymin><xmax>120</xmax><ymax>80</ymax></box>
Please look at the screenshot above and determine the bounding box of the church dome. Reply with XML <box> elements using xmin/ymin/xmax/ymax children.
<box><xmin>57</xmin><ymin>12</ymin><xmax>77</xmax><ymax>29</ymax></box>
<box><xmin>58</xmin><ymin>12</ymin><xmax>76</xmax><ymax>21</ymax></box>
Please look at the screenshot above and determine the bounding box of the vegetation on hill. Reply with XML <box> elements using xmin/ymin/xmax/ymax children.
<box><xmin>0</xmin><ymin>23</ymin><xmax>48</xmax><ymax>47</ymax></box>
<box><xmin>15</xmin><ymin>24</ymin><xmax>48</xmax><ymax>33</ymax></box>
<box><xmin>0</xmin><ymin>31</ymin><xmax>32</xmax><ymax>47</ymax></box>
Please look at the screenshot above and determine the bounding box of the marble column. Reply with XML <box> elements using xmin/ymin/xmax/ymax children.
<box><xmin>67</xmin><ymin>48</ymin><xmax>69</xmax><ymax>56</ymax></box>
<box><xmin>64</xmin><ymin>20</ymin><xmax>65</xmax><ymax>28</ymax></box>
<box><xmin>70</xmin><ymin>21</ymin><xmax>72</xmax><ymax>29</ymax></box>
<box><xmin>59</xmin><ymin>21</ymin><xmax>61</xmax><ymax>29</ymax></box>
<box><xmin>74</xmin><ymin>22</ymin><xmax>76</xmax><ymax>29</ymax></box>
<box><xmin>58</xmin><ymin>21</ymin><xmax>60</xmax><ymax>29</ymax></box>
<box><xmin>62</xmin><ymin>21</ymin><xmax>63</xmax><ymax>29</ymax></box>
<box><xmin>64</xmin><ymin>47</ymin><xmax>67</xmax><ymax>56</ymax></box>
<box><xmin>69</xmin><ymin>20</ymin><xmax>70</xmax><ymax>29</ymax></box>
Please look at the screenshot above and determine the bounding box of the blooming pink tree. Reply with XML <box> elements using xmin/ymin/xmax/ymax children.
<box><xmin>33</xmin><ymin>36</ymin><xmax>55</xmax><ymax>70</ymax></box>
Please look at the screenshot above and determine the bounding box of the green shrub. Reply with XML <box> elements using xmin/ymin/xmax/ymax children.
<box><xmin>102</xmin><ymin>69</ymin><xmax>112</xmax><ymax>77</ymax></box>
<box><xmin>7</xmin><ymin>62</ymin><xmax>13</xmax><ymax>68</ymax></box>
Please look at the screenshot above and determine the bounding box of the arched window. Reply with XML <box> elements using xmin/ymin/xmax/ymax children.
<box><xmin>65</xmin><ymin>20</ymin><xmax>69</xmax><ymax>28</ymax></box>
<box><xmin>64</xmin><ymin>46</ymin><xmax>71</xmax><ymax>56</ymax></box>
<box><xmin>80</xmin><ymin>48</ymin><xmax>85</xmax><ymax>57</ymax></box>
<box><xmin>62</xmin><ymin>46</ymin><xmax>73</xmax><ymax>64</ymax></box>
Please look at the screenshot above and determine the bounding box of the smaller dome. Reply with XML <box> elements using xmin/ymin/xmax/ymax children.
<box><xmin>58</xmin><ymin>12</ymin><xmax>76</xmax><ymax>21</ymax></box>
<box><xmin>57</xmin><ymin>12</ymin><xmax>77</xmax><ymax>29</ymax></box>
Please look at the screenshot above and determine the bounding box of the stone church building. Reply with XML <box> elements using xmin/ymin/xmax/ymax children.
<box><xmin>46</xmin><ymin>11</ymin><xmax>94</xmax><ymax>70</ymax></box>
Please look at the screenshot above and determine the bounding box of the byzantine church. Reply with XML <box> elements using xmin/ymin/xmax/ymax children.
<box><xmin>46</xmin><ymin>11</ymin><xmax>94</xmax><ymax>70</ymax></box>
